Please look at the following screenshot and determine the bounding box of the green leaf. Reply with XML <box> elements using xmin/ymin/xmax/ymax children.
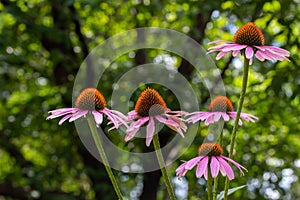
<box><xmin>216</xmin><ymin>185</ymin><xmax>247</xmax><ymax>200</ymax></box>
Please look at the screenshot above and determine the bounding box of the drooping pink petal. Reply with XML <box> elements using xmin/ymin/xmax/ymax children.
<box><xmin>208</xmin><ymin>43</ymin><xmax>236</xmax><ymax>52</ymax></box>
<box><xmin>220</xmin><ymin>112</ymin><xmax>230</xmax><ymax>121</ymax></box>
<box><xmin>218</xmin><ymin>157</ymin><xmax>234</xmax><ymax>180</ymax></box>
<box><xmin>240</xmin><ymin>112</ymin><xmax>259</xmax><ymax>122</ymax></box>
<box><xmin>92</xmin><ymin>110</ymin><xmax>103</xmax><ymax>126</ymax></box>
<box><xmin>221</xmin><ymin>44</ymin><xmax>247</xmax><ymax>51</ymax></box>
<box><xmin>69</xmin><ymin>110</ymin><xmax>88</xmax><ymax>122</ymax></box>
<box><xmin>204</xmin><ymin>114</ymin><xmax>215</xmax><ymax>126</ymax></box>
<box><xmin>216</xmin><ymin>51</ymin><xmax>230</xmax><ymax>60</ymax></box>
<box><xmin>232</xmin><ymin>50</ymin><xmax>241</xmax><ymax>57</ymax></box>
<box><xmin>256</xmin><ymin>45</ymin><xmax>290</xmax><ymax>56</ymax></box>
<box><xmin>204</xmin><ymin>166</ymin><xmax>208</xmax><ymax>180</ymax></box>
<box><xmin>58</xmin><ymin>114</ymin><xmax>73</xmax><ymax>125</ymax></box>
<box><xmin>102</xmin><ymin>109</ymin><xmax>119</xmax><ymax>128</ymax></box>
<box><xmin>185</xmin><ymin>156</ymin><xmax>202</xmax><ymax>170</ymax></box>
<box><xmin>218</xmin><ymin>157</ymin><xmax>227</xmax><ymax>177</ymax></box>
<box><xmin>213</xmin><ymin>112</ymin><xmax>222</xmax><ymax>122</ymax></box>
<box><xmin>221</xmin><ymin>156</ymin><xmax>248</xmax><ymax>176</ymax></box>
<box><xmin>210</xmin><ymin>156</ymin><xmax>220</xmax><ymax>178</ymax></box>
<box><xmin>166</xmin><ymin>115</ymin><xmax>187</xmax><ymax>133</ymax></box>
<box><xmin>245</xmin><ymin>46</ymin><xmax>254</xmax><ymax>59</ymax></box>
<box><xmin>48</xmin><ymin>107</ymin><xmax>79</xmax><ymax>114</ymax></box>
<box><xmin>46</xmin><ymin>108</ymin><xmax>79</xmax><ymax>119</ymax></box>
<box><xmin>146</xmin><ymin>117</ymin><xmax>155</xmax><ymax>146</ymax></box>
<box><xmin>255</xmin><ymin>50</ymin><xmax>265</xmax><ymax>61</ymax></box>
<box><xmin>249</xmin><ymin>57</ymin><xmax>253</xmax><ymax>65</ymax></box>
<box><xmin>125</xmin><ymin>117</ymin><xmax>149</xmax><ymax>141</ymax></box>
<box><xmin>127</xmin><ymin>110</ymin><xmax>139</xmax><ymax>120</ymax></box>
<box><xmin>196</xmin><ymin>156</ymin><xmax>209</xmax><ymax>178</ymax></box>
<box><xmin>104</xmin><ymin>108</ymin><xmax>129</xmax><ymax>128</ymax></box>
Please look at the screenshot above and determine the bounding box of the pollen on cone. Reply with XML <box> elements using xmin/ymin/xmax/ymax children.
<box><xmin>75</xmin><ymin>88</ymin><xmax>106</xmax><ymax>111</ymax></box>
<box><xmin>234</xmin><ymin>22</ymin><xmax>265</xmax><ymax>46</ymax></box>
<box><xmin>208</xmin><ymin>96</ymin><xmax>233</xmax><ymax>112</ymax></box>
<box><xmin>135</xmin><ymin>88</ymin><xmax>167</xmax><ymax>117</ymax></box>
<box><xmin>198</xmin><ymin>143</ymin><xmax>223</xmax><ymax>156</ymax></box>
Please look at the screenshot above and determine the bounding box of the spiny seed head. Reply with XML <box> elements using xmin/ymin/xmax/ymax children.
<box><xmin>234</xmin><ymin>22</ymin><xmax>265</xmax><ymax>46</ymax></box>
<box><xmin>135</xmin><ymin>88</ymin><xmax>167</xmax><ymax>117</ymax></box>
<box><xmin>208</xmin><ymin>96</ymin><xmax>233</xmax><ymax>112</ymax></box>
<box><xmin>75</xmin><ymin>88</ymin><xmax>106</xmax><ymax>111</ymax></box>
<box><xmin>198</xmin><ymin>143</ymin><xmax>223</xmax><ymax>156</ymax></box>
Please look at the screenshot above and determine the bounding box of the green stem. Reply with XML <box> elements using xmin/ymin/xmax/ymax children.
<box><xmin>207</xmin><ymin>168</ymin><xmax>213</xmax><ymax>200</ymax></box>
<box><xmin>87</xmin><ymin>116</ymin><xmax>124</xmax><ymax>200</ymax></box>
<box><xmin>213</xmin><ymin>131</ymin><xmax>223</xmax><ymax>200</ymax></box>
<box><xmin>223</xmin><ymin>55</ymin><xmax>250</xmax><ymax>200</ymax></box>
<box><xmin>153</xmin><ymin>133</ymin><xmax>176</xmax><ymax>200</ymax></box>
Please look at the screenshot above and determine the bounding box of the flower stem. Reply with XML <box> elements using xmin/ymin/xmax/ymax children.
<box><xmin>86</xmin><ymin>116</ymin><xmax>124</xmax><ymax>200</ymax></box>
<box><xmin>223</xmin><ymin>55</ymin><xmax>250</xmax><ymax>200</ymax></box>
<box><xmin>213</xmin><ymin>131</ymin><xmax>223</xmax><ymax>200</ymax></box>
<box><xmin>207</xmin><ymin>169</ymin><xmax>213</xmax><ymax>200</ymax></box>
<box><xmin>152</xmin><ymin>133</ymin><xmax>176</xmax><ymax>200</ymax></box>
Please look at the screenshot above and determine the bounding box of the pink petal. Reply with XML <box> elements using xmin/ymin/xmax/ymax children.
<box><xmin>255</xmin><ymin>50</ymin><xmax>265</xmax><ymax>61</ymax></box>
<box><xmin>58</xmin><ymin>114</ymin><xmax>73</xmax><ymax>125</ymax></box>
<box><xmin>221</xmin><ymin>112</ymin><xmax>230</xmax><ymax>121</ymax></box>
<box><xmin>125</xmin><ymin>117</ymin><xmax>149</xmax><ymax>141</ymax></box>
<box><xmin>249</xmin><ymin>57</ymin><xmax>253</xmax><ymax>65</ymax></box>
<box><xmin>210</xmin><ymin>156</ymin><xmax>220</xmax><ymax>178</ymax></box>
<box><xmin>69</xmin><ymin>110</ymin><xmax>88</xmax><ymax>122</ymax></box>
<box><xmin>196</xmin><ymin>156</ymin><xmax>209</xmax><ymax>178</ymax></box>
<box><xmin>92</xmin><ymin>110</ymin><xmax>103</xmax><ymax>126</ymax></box>
<box><xmin>213</xmin><ymin>112</ymin><xmax>222</xmax><ymax>122</ymax></box>
<box><xmin>127</xmin><ymin>110</ymin><xmax>139</xmax><ymax>120</ymax></box>
<box><xmin>221</xmin><ymin>44</ymin><xmax>247</xmax><ymax>51</ymax></box>
<box><xmin>46</xmin><ymin>108</ymin><xmax>79</xmax><ymax>119</ymax></box>
<box><xmin>208</xmin><ymin>43</ymin><xmax>235</xmax><ymax>51</ymax></box>
<box><xmin>205</xmin><ymin>115</ymin><xmax>214</xmax><ymax>126</ymax></box>
<box><xmin>221</xmin><ymin>156</ymin><xmax>248</xmax><ymax>176</ymax></box>
<box><xmin>245</xmin><ymin>46</ymin><xmax>254</xmax><ymax>59</ymax></box>
<box><xmin>185</xmin><ymin>156</ymin><xmax>202</xmax><ymax>170</ymax></box>
<box><xmin>146</xmin><ymin>117</ymin><xmax>155</xmax><ymax>146</ymax></box>
<box><xmin>216</xmin><ymin>51</ymin><xmax>230</xmax><ymax>60</ymax></box>
<box><xmin>232</xmin><ymin>50</ymin><xmax>240</xmax><ymax>57</ymax></box>
<box><xmin>218</xmin><ymin>157</ymin><xmax>234</xmax><ymax>180</ymax></box>
<box><xmin>106</xmin><ymin>108</ymin><xmax>129</xmax><ymax>128</ymax></box>
<box><xmin>240</xmin><ymin>112</ymin><xmax>259</xmax><ymax>122</ymax></box>
<box><xmin>48</xmin><ymin>107</ymin><xmax>79</xmax><ymax>114</ymax></box>
<box><xmin>102</xmin><ymin>109</ymin><xmax>118</xmax><ymax>128</ymax></box>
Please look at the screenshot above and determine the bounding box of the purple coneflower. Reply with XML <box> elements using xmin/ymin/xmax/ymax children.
<box><xmin>125</xmin><ymin>88</ymin><xmax>187</xmax><ymax>146</ymax></box>
<box><xmin>46</xmin><ymin>88</ymin><xmax>128</xmax><ymax>129</ymax></box>
<box><xmin>208</xmin><ymin>22</ymin><xmax>290</xmax><ymax>64</ymax></box>
<box><xmin>186</xmin><ymin>96</ymin><xmax>258</xmax><ymax>126</ymax></box>
<box><xmin>176</xmin><ymin>143</ymin><xmax>247</xmax><ymax>180</ymax></box>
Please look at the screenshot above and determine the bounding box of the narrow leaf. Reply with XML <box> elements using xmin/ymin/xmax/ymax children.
<box><xmin>217</xmin><ymin>185</ymin><xmax>247</xmax><ymax>200</ymax></box>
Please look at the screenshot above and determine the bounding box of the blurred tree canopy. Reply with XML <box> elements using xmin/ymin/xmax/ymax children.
<box><xmin>0</xmin><ymin>0</ymin><xmax>299</xmax><ymax>199</ymax></box>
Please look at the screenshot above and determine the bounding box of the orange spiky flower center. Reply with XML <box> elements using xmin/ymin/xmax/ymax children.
<box><xmin>234</xmin><ymin>22</ymin><xmax>265</xmax><ymax>46</ymax></box>
<box><xmin>75</xmin><ymin>88</ymin><xmax>106</xmax><ymax>111</ymax></box>
<box><xmin>198</xmin><ymin>143</ymin><xmax>223</xmax><ymax>156</ymax></box>
<box><xmin>135</xmin><ymin>88</ymin><xmax>167</xmax><ymax>117</ymax></box>
<box><xmin>208</xmin><ymin>96</ymin><xmax>233</xmax><ymax>112</ymax></box>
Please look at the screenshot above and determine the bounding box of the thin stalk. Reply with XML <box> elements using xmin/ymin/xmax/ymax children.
<box><xmin>223</xmin><ymin>55</ymin><xmax>250</xmax><ymax>200</ymax></box>
<box><xmin>153</xmin><ymin>133</ymin><xmax>176</xmax><ymax>200</ymax></box>
<box><xmin>213</xmin><ymin>131</ymin><xmax>223</xmax><ymax>200</ymax></box>
<box><xmin>207</xmin><ymin>168</ymin><xmax>213</xmax><ymax>200</ymax></box>
<box><xmin>87</xmin><ymin>116</ymin><xmax>124</xmax><ymax>200</ymax></box>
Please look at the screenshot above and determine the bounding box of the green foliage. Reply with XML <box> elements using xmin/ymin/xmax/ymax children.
<box><xmin>0</xmin><ymin>0</ymin><xmax>299</xmax><ymax>199</ymax></box>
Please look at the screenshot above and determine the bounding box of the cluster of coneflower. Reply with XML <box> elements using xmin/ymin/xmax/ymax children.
<box><xmin>47</xmin><ymin>22</ymin><xmax>289</xmax><ymax>200</ymax></box>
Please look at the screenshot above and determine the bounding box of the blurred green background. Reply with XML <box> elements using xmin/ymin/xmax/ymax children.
<box><xmin>0</xmin><ymin>0</ymin><xmax>299</xmax><ymax>199</ymax></box>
